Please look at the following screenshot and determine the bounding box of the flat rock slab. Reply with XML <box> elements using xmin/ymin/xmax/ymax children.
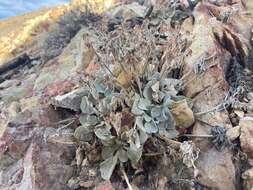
<box><xmin>51</xmin><ymin>88</ymin><xmax>89</xmax><ymax>111</ymax></box>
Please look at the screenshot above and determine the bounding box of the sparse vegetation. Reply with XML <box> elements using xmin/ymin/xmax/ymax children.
<box><xmin>71</xmin><ymin>6</ymin><xmax>198</xmax><ymax>183</ymax></box>
<box><xmin>42</xmin><ymin>6</ymin><xmax>101</xmax><ymax>61</ymax></box>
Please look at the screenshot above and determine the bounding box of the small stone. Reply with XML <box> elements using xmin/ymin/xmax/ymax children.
<box><xmin>240</xmin><ymin>117</ymin><xmax>253</xmax><ymax>128</ymax></box>
<box><xmin>240</xmin><ymin>117</ymin><xmax>253</xmax><ymax>158</ymax></box>
<box><xmin>88</xmin><ymin>169</ymin><xmax>97</xmax><ymax>177</ymax></box>
<box><xmin>242</xmin><ymin>168</ymin><xmax>253</xmax><ymax>190</ymax></box>
<box><xmin>248</xmin><ymin>159</ymin><xmax>253</xmax><ymax>166</ymax></box>
<box><xmin>234</xmin><ymin>110</ymin><xmax>244</xmax><ymax>118</ymax></box>
<box><xmin>226</xmin><ymin>126</ymin><xmax>241</xmax><ymax>141</ymax></box>
<box><xmin>30</xmin><ymin>60</ymin><xmax>41</xmax><ymax>65</ymax></box>
<box><xmin>171</xmin><ymin>99</ymin><xmax>195</xmax><ymax>130</ymax></box>
<box><xmin>79</xmin><ymin>180</ymin><xmax>94</xmax><ymax>188</ymax></box>
<box><xmin>51</xmin><ymin>88</ymin><xmax>89</xmax><ymax>111</ymax></box>
<box><xmin>132</xmin><ymin>175</ymin><xmax>145</xmax><ymax>186</ymax></box>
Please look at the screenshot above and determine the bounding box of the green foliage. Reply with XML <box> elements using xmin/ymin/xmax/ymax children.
<box><xmin>74</xmin><ymin>70</ymin><xmax>191</xmax><ymax>180</ymax></box>
<box><xmin>71</xmin><ymin>2</ymin><xmax>195</xmax><ymax>179</ymax></box>
<box><xmin>132</xmin><ymin>73</ymin><xmax>184</xmax><ymax>139</ymax></box>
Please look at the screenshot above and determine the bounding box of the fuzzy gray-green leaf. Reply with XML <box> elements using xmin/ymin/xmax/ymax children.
<box><xmin>131</xmin><ymin>95</ymin><xmax>144</xmax><ymax>115</ymax></box>
<box><xmin>79</xmin><ymin>115</ymin><xmax>99</xmax><ymax>127</ymax></box>
<box><xmin>163</xmin><ymin>95</ymin><xmax>175</xmax><ymax>108</ymax></box>
<box><xmin>127</xmin><ymin>142</ymin><xmax>142</xmax><ymax>165</ymax></box>
<box><xmin>80</xmin><ymin>96</ymin><xmax>95</xmax><ymax>114</ymax></box>
<box><xmin>144</xmin><ymin>121</ymin><xmax>158</xmax><ymax>134</ymax></box>
<box><xmin>100</xmin><ymin>155</ymin><xmax>118</xmax><ymax>180</ymax></box>
<box><xmin>97</xmin><ymin>96</ymin><xmax>111</xmax><ymax>113</ymax></box>
<box><xmin>144</xmin><ymin>113</ymin><xmax>152</xmax><ymax>122</ymax></box>
<box><xmin>74</xmin><ymin>126</ymin><xmax>93</xmax><ymax>142</ymax></box>
<box><xmin>156</xmin><ymin>107</ymin><xmax>173</xmax><ymax>122</ymax></box>
<box><xmin>93</xmin><ymin>81</ymin><xmax>106</xmax><ymax>94</ymax></box>
<box><xmin>139</xmin><ymin>129</ymin><xmax>148</xmax><ymax>144</ymax></box>
<box><xmin>102</xmin><ymin>145</ymin><xmax>119</xmax><ymax>160</ymax></box>
<box><xmin>136</xmin><ymin>116</ymin><xmax>144</xmax><ymax>127</ymax></box>
<box><xmin>118</xmin><ymin>149</ymin><xmax>128</xmax><ymax>163</ymax></box>
<box><xmin>95</xmin><ymin>127</ymin><xmax>114</xmax><ymax>141</ymax></box>
<box><xmin>151</xmin><ymin>106</ymin><xmax>162</xmax><ymax>118</ymax></box>
<box><xmin>143</xmin><ymin>81</ymin><xmax>154</xmax><ymax>101</ymax></box>
<box><xmin>138</xmin><ymin>98</ymin><xmax>151</xmax><ymax>111</ymax></box>
<box><xmin>158</xmin><ymin>123</ymin><xmax>179</xmax><ymax>139</ymax></box>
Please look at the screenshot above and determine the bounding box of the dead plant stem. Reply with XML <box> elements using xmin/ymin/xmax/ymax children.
<box><xmin>121</xmin><ymin>164</ymin><xmax>133</xmax><ymax>190</ymax></box>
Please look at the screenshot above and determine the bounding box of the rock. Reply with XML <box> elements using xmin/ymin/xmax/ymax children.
<box><xmin>234</xmin><ymin>110</ymin><xmax>244</xmax><ymax>118</ymax></box>
<box><xmin>171</xmin><ymin>99</ymin><xmax>195</xmax><ymax>131</ymax></box>
<box><xmin>242</xmin><ymin>168</ymin><xmax>253</xmax><ymax>190</ymax></box>
<box><xmin>0</xmin><ymin>7</ymin><xmax>97</xmax><ymax>190</ymax></box>
<box><xmin>109</xmin><ymin>2</ymin><xmax>147</xmax><ymax>19</ymax></box>
<box><xmin>20</xmin><ymin>96</ymin><xmax>39</xmax><ymax>111</ymax></box>
<box><xmin>226</xmin><ymin>126</ymin><xmax>241</xmax><ymax>141</ymax></box>
<box><xmin>0</xmin><ymin>79</ymin><xmax>20</xmax><ymax>89</ymax></box>
<box><xmin>182</xmin><ymin>2</ymin><xmax>242</xmax><ymax>189</ymax></box>
<box><xmin>240</xmin><ymin>117</ymin><xmax>253</xmax><ymax>159</ymax></box>
<box><xmin>79</xmin><ymin>180</ymin><xmax>94</xmax><ymax>188</ymax></box>
<box><xmin>0</xmin><ymin>107</ymin><xmax>75</xmax><ymax>190</ymax></box>
<box><xmin>196</xmin><ymin>147</ymin><xmax>236</xmax><ymax>190</ymax></box>
<box><xmin>75</xmin><ymin>28</ymin><xmax>97</xmax><ymax>72</ymax></box>
<box><xmin>0</xmin><ymin>74</ymin><xmax>36</xmax><ymax>104</ymax></box>
<box><xmin>51</xmin><ymin>88</ymin><xmax>89</xmax><ymax>111</ymax></box>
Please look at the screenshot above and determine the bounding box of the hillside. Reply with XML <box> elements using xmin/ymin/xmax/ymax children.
<box><xmin>1</xmin><ymin>0</ymin><xmax>253</xmax><ymax>190</ymax></box>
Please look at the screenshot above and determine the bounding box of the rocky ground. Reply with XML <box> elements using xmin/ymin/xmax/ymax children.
<box><xmin>1</xmin><ymin>0</ymin><xmax>253</xmax><ymax>189</ymax></box>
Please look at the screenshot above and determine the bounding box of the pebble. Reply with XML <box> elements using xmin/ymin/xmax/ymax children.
<box><xmin>226</xmin><ymin>126</ymin><xmax>241</xmax><ymax>141</ymax></box>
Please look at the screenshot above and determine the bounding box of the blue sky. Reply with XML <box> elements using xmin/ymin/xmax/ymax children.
<box><xmin>0</xmin><ymin>0</ymin><xmax>69</xmax><ymax>19</ymax></box>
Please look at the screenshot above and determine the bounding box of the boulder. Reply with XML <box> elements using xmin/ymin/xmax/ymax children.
<box><xmin>0</xmin><ymin>108</ymin><xmax>75</xmax><ymax>190</ymax></box>
<box><xmin>240</xmin><ymin>117</ymin><xmax>253</xmax><ymax>159</ymax></box>
<box><xmin>180</xmin><ymin>1</ymin><xmax>251</xmax><ymax>189</ymax></box>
